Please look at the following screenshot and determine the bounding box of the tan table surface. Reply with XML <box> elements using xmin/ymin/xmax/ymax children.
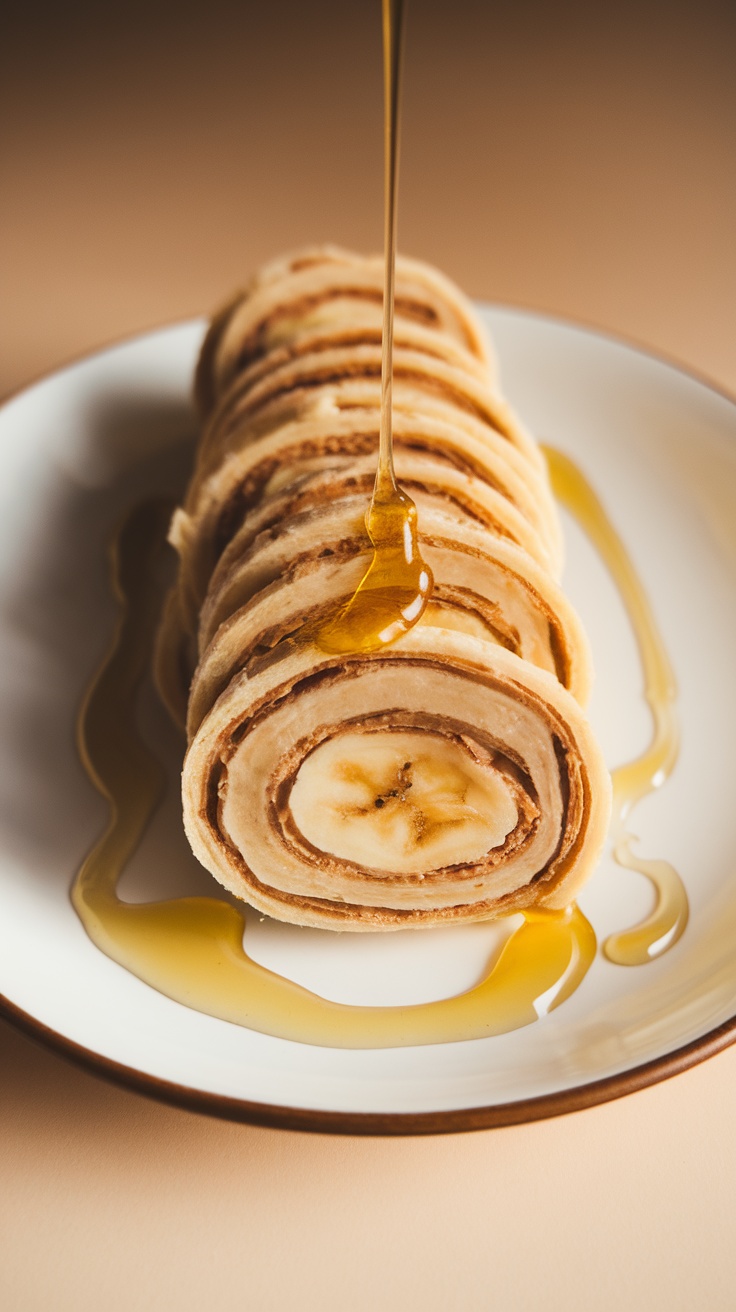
<box><xmin>2</xmin><ymin>3</ymin><xmax>735</xmax><ymax>1308</ymax></box>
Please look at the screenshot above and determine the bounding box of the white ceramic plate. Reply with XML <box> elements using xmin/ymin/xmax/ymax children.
<box><xmin>2</xmin><ymin>310</ymin><xmax>736</xmax><ymax>1133</ymax></box>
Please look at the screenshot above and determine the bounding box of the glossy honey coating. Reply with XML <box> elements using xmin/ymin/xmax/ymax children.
<box><xmin>71</xmin><ymin>0</ymin><xmax>682</xmax><ymax>1044</ymax></box>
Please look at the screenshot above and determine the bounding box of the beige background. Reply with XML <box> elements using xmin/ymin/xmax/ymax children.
<box><xmin>2</xmin><ymin>1</ymin><xmax>735</xmax><ymax>1307</ymax></box>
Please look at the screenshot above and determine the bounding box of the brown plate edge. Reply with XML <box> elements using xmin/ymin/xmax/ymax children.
<box><xmin>3</xmin><ymin>988</ymin><xmax>736</xmax><ymax>1137</ymax></box>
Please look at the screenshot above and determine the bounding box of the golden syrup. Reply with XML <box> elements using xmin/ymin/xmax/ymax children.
<box><xmin>72</xmin><ymin>499</ymin><xmax>595</xmax><ymax>1048</ymax></box>
<box><xmin>544</xmin><ymin>447</ymin><xmax>689</xmax><ymax>965</ymax></box>
<box><xmin>316</xmin><ymin>0</ymin><xmax>433</xmax><ymax>656</ymax></box>
<box><xmin>69</xmin><ymin>0</ymin><xmax>688</xmax><ymax>1046</ymax></box>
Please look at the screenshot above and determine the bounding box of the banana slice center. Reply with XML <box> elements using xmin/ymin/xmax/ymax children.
<box><xmin>288</xmin><ymin>730</ymin><xmax>519</xmax><ymax>874</ymax></box>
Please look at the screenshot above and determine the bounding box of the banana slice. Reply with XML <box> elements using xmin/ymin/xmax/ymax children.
<box><xmin>282</xmin><ymin>730</ymin><xmax>520</xmax><ymax>873</ymax></box>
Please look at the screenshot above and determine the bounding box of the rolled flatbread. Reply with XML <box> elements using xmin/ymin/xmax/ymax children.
<box><xmin>158</xmin><ymin>246</ymin><xmax>611</xmax><ymax>928</ymax></box>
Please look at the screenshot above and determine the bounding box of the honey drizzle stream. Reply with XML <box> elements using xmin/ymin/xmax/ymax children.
<box><xmin>73</xmin><ymin>501</ymin><xmax>595</xmax><ymax>1049</ymax></box>
<box><xmin>316</xmin><ymin>0</ymin><xmax>433</xmax><ymax>655</ymax></box>
<box><xmin>544</xmin><ymin>447</ymin><xmax>689</xmax><ymax>964</ymax></box>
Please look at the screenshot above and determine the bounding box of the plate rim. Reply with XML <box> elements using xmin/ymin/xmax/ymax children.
<box><xmin>2</xmin><ymin>308</ymin><xmax>736</xmax><ymax>1136</ymax></box>
<box><xmin>3</xmin><ymin>989</ymin><xmax>736</xmax><ymax>1135</ymax></box>
<box><xmin>2</xmin><ymin>301</ymin><xmax>735</xmax><ymax>417</ymax></box>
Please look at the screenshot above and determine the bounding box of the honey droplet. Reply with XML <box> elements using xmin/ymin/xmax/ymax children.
<box><xmin>316</xmin><ymin>0</ymin><xmax>433</xmax><ymax>657</ymax></box>
<box><xmin>316</xmin><ymin>479</ymin><xmax>433</xmax><ymax>654</ymax></box>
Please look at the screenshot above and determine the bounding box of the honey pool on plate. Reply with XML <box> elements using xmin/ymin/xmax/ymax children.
<box><xmin>71</xmin><ymin>453</ymin><xmax>689</xmax><ymax>1049</ymax></box>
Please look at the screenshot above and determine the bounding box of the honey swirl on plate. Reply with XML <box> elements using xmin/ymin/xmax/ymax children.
<box><xmin>71</xmin><ymin>447</ymin><xmax>688</xmax><ymax>1048</ymax></box>
<box><xmin>544</xmin><ymin>447</ymin><xmax>688</xmax><ymax>964</ymax></box>
<box><xmin>316</xmin><ymin>0</ymin><xmax>433</xmax><ymax>656</ymax></box>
